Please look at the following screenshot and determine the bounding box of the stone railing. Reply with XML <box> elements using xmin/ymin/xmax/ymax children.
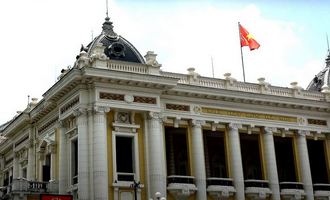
<box><xmin>161</xmin><ymin>71</ymin><xmax>327</xmax><ymax>101</ymax></box>
<box><xmin>107</xmin><ymin>61</ymin><xmax>148</xmax><ymax>74</ymax></box>
<box><xmin>6</xmin><ymin>178</ymin><xmax>59</xmax><ymax>194</ymax></box>
<box><xmin>97</xmin><ymin>60</ymin><xmax>328</xmax><ymax>101</ymax></box>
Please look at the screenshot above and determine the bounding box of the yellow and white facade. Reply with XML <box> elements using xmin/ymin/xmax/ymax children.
<box><xmin>0</xmin><ymin>16</ymin><xmax>330</xmax><ymax>200</ymax></box>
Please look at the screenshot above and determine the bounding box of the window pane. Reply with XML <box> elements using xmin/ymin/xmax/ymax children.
<box><xmin>204</xmin><ymin>130</ymin><xmax>227</xmax><ymax>178</ymax></box>
<box><xmin>240</xmin><ymin>134</ymin><xmax>262</xmax><ymax>180</ymax></box>
<box><xmin>72</xmin><ymin>139</ymin><xmax>78</xmax><ymax>184</ymax></box>
<box><xmin>274</xmin><ymin>137</ymin><xmax>296</xmax><ymax>182</ymax></box>
<box><xmin>165</xmin><ymin>127</ymin><xmax>189</xmax><ymax>176</ymax></box>
<box><xmin>116</xmin><ymin>136</ymin><xmax>134</xmax><ymax>173</ymax></box>
<box><xmin>307</xmin><ymin>140</ymin><xmax>329</xmax><ymax>183</ymax></box>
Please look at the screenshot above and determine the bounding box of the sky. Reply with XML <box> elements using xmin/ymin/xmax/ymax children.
<box><xmin>0</xmin><ymin>0</ymin><xmax>330</xmax><ymax>124</ymax></box>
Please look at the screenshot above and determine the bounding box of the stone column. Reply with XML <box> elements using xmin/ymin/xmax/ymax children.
<box><xmin>263</xmin><ymin>127</ymin><xmax>281</xmax><ymax>200</ymax></box>
<box><xmin>13</xmin><ymin>149</ymin><xmax>19</xmax><ymax>179</ymax></box>
<box><xmin>93</xmin><ymin>106</ymin><xmax>110</xmax><ymax>200</ymax></box>
<box><xmin>296</xmin><ymin>130</ymin><xmax>314</xmax><ymax>200</ymax></box>
<box><xmin>227</xmin><ymin>123</ymin><xmax>245</xmax><ymax>200</ymax></box>
<box><xmin>58</xmin><ymin>121</ymin><xmax>68</xmax><ymax>194</ymax></box>
<box><xmin>191</xmin><ymin>120</ymin><xmax>207</xmax><ymax>200</ymax></box>
<box><xmin>49</xmin><ymin>144</ymin><xmax>56</xmax><ymax>181</ymax></box>
<box><xmin>75</xmin><ymin>108</ymin><xmax>90</xmax><ymax>200</ymax></box>
<box><xmin>147</xmin><ymin>112</ymin><xmax>167</xmax><ymax>199</ymax></box>
<box><xmin>27</xmin><ymin>127</ymin><xmax>35</xmax><ymax>180</ymax></box>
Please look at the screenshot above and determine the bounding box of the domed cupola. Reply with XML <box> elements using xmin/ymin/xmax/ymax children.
<box><xmin>84</xmin><ymin>15</ymin><xmax>145</xmax><ymax>64</ymax></box>
<box><xmin>306</xmin><ymin>51</ymin><xmax>330</xmax><ymax>92</ymax></box>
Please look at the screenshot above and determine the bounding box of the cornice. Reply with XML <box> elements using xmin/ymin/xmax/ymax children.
<box><xmin>82</xmin><ymin>67</ymin><xmax>179</xmax><ymax>90</ymax></box>
<box><xmin>163</xmin><ymin>85</ymin><xmax>330</xmax><ymax>113</ymax></box>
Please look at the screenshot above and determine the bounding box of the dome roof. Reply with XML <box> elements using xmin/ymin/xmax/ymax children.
<box><xmin>84</xmin><ymin>17</ymin><xmax>145</xmax><ymax>64</ymax></box>
<box><xmin>306</xmin><ymin>52</ymin><xmax>330</xmax><ymax>92</ymax></box>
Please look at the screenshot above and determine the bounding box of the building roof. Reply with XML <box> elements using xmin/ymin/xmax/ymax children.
<box><xmin>83</xmin><ymin>16</ymin><xmax>145</xmax><ymax>64</ymax></box>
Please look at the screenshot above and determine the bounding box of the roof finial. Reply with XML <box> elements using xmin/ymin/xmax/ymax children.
<box><xmin>102</xmin><ymin>0</ymin><xmax>117</xmax><ymax>38</ymax></box>
<box><xmin>326</xmin><ymin>33</ymin><xmax>330</xmax><ymax>52</ymax></box>
<box><xmin>106</xmin><ymin>0</ymin><xmax>109</xmax><ymax>20</ymax></box>
<box><xmin>326</xmin><ymin>33</ymin><xmax>330</xmax><ymax>66</ymax></box>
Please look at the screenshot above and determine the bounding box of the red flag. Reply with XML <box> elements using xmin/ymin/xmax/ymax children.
<box><xmin>239</xmin><ymin>24</ymin><xmax>260</xmax><ymax>51</ymax></box>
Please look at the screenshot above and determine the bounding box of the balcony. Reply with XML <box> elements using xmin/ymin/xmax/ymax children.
<box><xmin>167</xmin><ymin>175</ymin><xmax>197</xmax><ymax>200</ymax></box>
<box><xmin>206</xmin><ymin>177</ymin><xmax>236</xmax><ymax>200</ymax></box>
<box><xmin>0</xmin><ymin>178</ymin><xmax>59</xmax><ymax>199</ymax></box>
<box><xmin>280</xmin><ymin>182</ymin><xmax>305</xmax><ymax>200</ymax></box>
<box><xmin>244</xmin><ymin>179</ymin><xmax>272</xmax><ymax>200</ymax></box>
<box><xmin>314</xmin><ymin>183</ymin><xmax>330</xmax><ymax>200</ymax></box>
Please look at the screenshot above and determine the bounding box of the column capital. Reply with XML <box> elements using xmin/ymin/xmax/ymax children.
<box><xmin>264</xmin><ymin>127</ymin><xmax>277</xmax><ymax>134</ymax></box>
<box><xmin>191</xmin><ymin>119</ymin><xmax>205</xmax><ymax>128</ymax></box>
<box><xmin>55</xmin><ymin>120</ymin><xmax>65</xmax><ymax>128</ymax></box>
<box><xmin>228</xmin><ymin>123</ymin><xmax>242</xmax><ymax>130</ymax></box>
<box><xmin>297</xmin><ymin>130</ymin><xmax>310</xmax><ymax>137</ymax></box>
<box><xmin>148</xmin><ymin>111</ymin><xmax>162</xmax><ymax>120</ymax></box>
<box><xmin>73</xmin><ymin>107</ymin><xmax>88</xmax><ymax>117</ymax></box>
<box><xmin>93</xmin><ymin>105</ymin><xmax>110</xmax><ymax>114</ymax></box>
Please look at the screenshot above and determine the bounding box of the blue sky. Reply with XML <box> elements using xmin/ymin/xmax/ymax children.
<box><xmin>0</xmin><ymin>0</ymin><xmax>330</xmax><ymax>124</ymax></box>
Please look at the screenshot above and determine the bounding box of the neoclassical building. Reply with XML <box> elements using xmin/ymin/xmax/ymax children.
<box><xmin>0</xmin><ymin>14</ymin><xmax>330</xmax><ymax>200</ymax></box>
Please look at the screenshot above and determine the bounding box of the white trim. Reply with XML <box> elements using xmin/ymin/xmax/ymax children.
<box><xmin>112</xmin><ymin>131</ymin><xmax>140</xmax><ymax>183</ymax></box>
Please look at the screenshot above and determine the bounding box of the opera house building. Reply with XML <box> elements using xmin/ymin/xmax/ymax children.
<box><xmin>0</xmin><ymin>15</ymin><xmax>329</xmax><ymax>200</ymax></box>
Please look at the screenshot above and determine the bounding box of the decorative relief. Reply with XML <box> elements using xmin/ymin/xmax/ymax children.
<box><xmin>134</xmin><ymin>96</ymin><xmax>157</xmax><ymax>104</ymax></box>
<box><xmin>60</xmin><ymin>96</ymin><xmax>79</xmax><ymax>114</ymax></box>
<box><xmin>38</xmin><ymin>117</ymin><xmax>59</xmax><ymax>135</ymax></box>
<box><xmin>100</xmin><ymin>92</ymin><xmax>124</xmax><ymax>101</ymax></box>
<box><xmin>193</xmin><ymin>106</ymin><xmax>202</xmax><ymax>114</ymax></box>
<box><xmin>307</xmin><ymin>118</ymin><xmax>327</xmax><ymax>126</ymax></box>
<box><xmin>166</xmin><ymin>104</ymin><xmax>190</xmax><ymax>111</ymax></box>
<box><xmin>100</xmin><ymin>92</ymin><xmax>156</xmax><ymax>104</ymax></box>
<box><xmin>297</xmin><ymin>117</ymin><xmax>307</xmax><ymax>125</ymax></box>
<box><xmin>116</xmin><ymin>112</ymin><xmax>130</xmax><ymax>124</ymax></box>
<box><xmin>202</xmin><ymin>107</ymin><xmax>298</xmax><ymax>123</ymax></box>
<box><xmin>124</xmin><ymin>95</ymin><xmax>134</xmax><ymax>103</ymax></box>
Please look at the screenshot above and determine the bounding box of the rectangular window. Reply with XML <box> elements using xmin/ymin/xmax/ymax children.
<box><xmin>165</xmin><ymin>127</ymin><xmax>190</xmax><ymax>176</ymax></box>
<box><xmin>307</xmin><ymin>139</ymin><xmax>329</xmax><ymax>183</ymax></box>
<box><xmin>240</xmin><ymin>133</ymin><xmax>262</xmax><ymax>180</ymax></box>
<box><xmin>116</xmin><ymin>136</ymin><xmax>134</xmax><ymax>181</ymax></box>
<box><xmin>112</xmin><ymin>131</ymin><xmax>139</xmax><ymax>184</ymax></box>
<box><xmin>43</xmin><ymin>154</ymin><xmax>51</xmax><ymax>182</ymax></box>
<box><xmin>71</xmin><ymin>139</ymin><xmax>78</xmax><ymax>184</ymax></box>
<box><xmin>3</xmin><ymin>171</ymin><xmax>10</xmax><ymax>186</ymax></box>
<box><xmin>22</xmin><ymin>168</ymin><xmax>27</xmax><ymax>179</ymax></box>
<box><xmin>274</xmin><ymin>136</ymin><xmax>297</xmax><ymax>182</ymax></box>
<box><xmin>204</xmin><ymin>130</ymin><xmax>227</xmax><ymax>178</ymax></box>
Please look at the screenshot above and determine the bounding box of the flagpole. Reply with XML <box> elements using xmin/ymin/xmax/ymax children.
<box><xmin>211</xmin><ymin>56</ymin><xmax>215</xmax><ymax>78</ymax></box>
<box><xmin>238</xmin><ymin>22</ymin><xmax>246</xmax><ymax>82</ymax></box>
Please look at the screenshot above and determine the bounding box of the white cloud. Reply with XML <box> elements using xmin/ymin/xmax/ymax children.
<box><xmin>0</xmin><ymin>1</ymin><xmax>325</xmax><ymax>123</ymax></box>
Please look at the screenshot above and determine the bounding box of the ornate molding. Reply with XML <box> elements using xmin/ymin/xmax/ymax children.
<box><xmin>60</xmin><ymin>96</ymin><xmax>79</xmax><ymax>115</ymax></box>
<box><xmin>37</xmin><ymin>116</ymin><xmax>59</xmax><ymax>135</ymax></box>
<box><xmin>202</xmin><ymin>107</ymin><xmax>298</xmax><ymax>123</ymax></box>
